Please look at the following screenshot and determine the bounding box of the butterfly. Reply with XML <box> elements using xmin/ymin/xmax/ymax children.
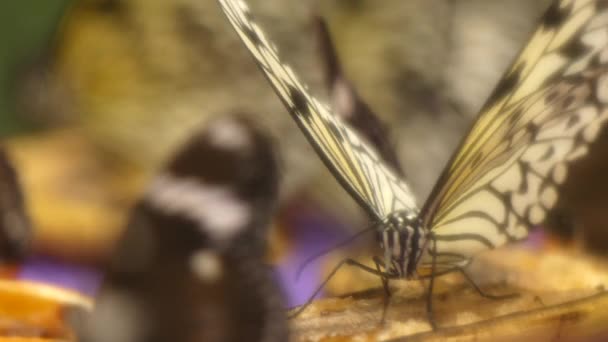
<box><xmin>219</xmin><ymin>0</ymin><xmax>608</xmax><ymax>323</ymax></box>
<box><xmin>76</xmin><ymin>114</ymin><xmax>287</xmax><ymax>342</ymax></box>
<box><xmin>0</xmin><ymin>148</ymin><xmax>32</xmax><ymax>263</ymax></box>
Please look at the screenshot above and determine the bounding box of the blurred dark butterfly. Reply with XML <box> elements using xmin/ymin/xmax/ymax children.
<box><xmin>77</xmin><ymin>115</ymin><xmax>287</xmax><ymax>342</ymax></box>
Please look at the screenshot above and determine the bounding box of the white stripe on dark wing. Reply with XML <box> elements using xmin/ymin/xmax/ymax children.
<box><xmin>146</xmin><ymin>174</ymin><xmax>251</xmax><ymax>243</ymax></box>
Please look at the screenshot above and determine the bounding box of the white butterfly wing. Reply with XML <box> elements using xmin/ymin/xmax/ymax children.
<box><xmin>218</xmin><ymin>0</ymin><xmax>418</xmax><ymax>220</ymax></box>
<box><xmin>422</xmin><ymin>0</ymin><xmax>608</xmax><ymax>264</ymax></box>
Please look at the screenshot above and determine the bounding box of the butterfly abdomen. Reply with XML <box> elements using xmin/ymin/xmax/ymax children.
<box><xmin>379</xmin><ymin>211</ymin><xmax>424</xmax><ymax>278</ymax></box>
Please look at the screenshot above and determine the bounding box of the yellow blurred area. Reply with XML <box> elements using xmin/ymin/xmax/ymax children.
<box><xmin>4</xmin><ymin>129</ymin><xmax>146</xmax><ymax>262</ymax></box>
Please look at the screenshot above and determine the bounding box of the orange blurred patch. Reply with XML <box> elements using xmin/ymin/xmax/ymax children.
<box><xmin>0</xmin><ymin>280</ymin><xmax>91</xmax><ymax>340</ymax></box>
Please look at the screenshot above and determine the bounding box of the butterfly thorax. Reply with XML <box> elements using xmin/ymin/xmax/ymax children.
<box><xmin>377</xmin><ymin>211</ymin><xmax>425</xmax><ymax>279</ymax></box>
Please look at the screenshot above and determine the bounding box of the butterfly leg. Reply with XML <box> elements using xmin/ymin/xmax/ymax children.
<box><xmin>373</xmin><ymin>256</ymin><xmax>392</xmax><ymax>324</ymax></box>
<box><xmin>456</xmin><ymin>267</ymin><xmax>519</xmax><ymax>300</ymax></box>
<box><xmin>426</xmin><ymin>236</ymin><xmax>439</xmax><ymax>330</ymax></box>
<box><xmin>288</xmin><ymin>257</ymin><xmax>391</xmax><ymax>319</ymax></box>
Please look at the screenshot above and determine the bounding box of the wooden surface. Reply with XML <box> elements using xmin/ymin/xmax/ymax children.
<box><xmin>290</xmin><ymin>247</ymin><xmax>608</xmax><ymax>341</ymax></box>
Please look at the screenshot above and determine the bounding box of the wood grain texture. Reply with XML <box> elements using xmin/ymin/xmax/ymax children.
<box><xmin>290</xmin><ymin>247</ymin><xmax>608</xmax><ymax>341</ymax></box>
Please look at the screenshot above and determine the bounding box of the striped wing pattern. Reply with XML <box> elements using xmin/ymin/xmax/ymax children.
<box><xmin>423</xmin><ymin>0</ymin><xmax>608</xmax><ymax>264</ymax></box>
<box><xmin>219</xmin><ymin>0</ymin><xmax>418</xmax><ymax>220</ymax></box>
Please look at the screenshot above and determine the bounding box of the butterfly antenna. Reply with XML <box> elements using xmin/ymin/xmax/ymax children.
<box><xmin>295</xmin><ymin>222</ymin><xmax>378</xmax><ymax>281</ymax></box>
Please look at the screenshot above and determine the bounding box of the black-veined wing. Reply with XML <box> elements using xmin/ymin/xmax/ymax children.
<box><xmin>421</xmin><ymin>0</ymin><xmax>608</xmax><ymax>264</ymax></box>
<box><xmin>218</xmin><ymin>0</ymin><xmax>417</xmax><ymax>221</ymax></box>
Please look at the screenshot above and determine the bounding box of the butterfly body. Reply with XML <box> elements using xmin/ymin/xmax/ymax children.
<box><xmin>377</xmin><ymin>211</ymin><xmax>425</xmax><ymax>278</ymax></box>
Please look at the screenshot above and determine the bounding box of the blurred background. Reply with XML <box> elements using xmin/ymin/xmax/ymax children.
<box><xmin>4</xmin><ymin>0</ymin><xmax>608</xmax><ymax>310</ymax></box>
<box><xmin>0</xmin><ymin>1</ymin><xmax>70</xmax><ymax>135</ymax></box>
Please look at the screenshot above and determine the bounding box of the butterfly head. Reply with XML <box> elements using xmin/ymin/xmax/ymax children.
<box><xmin>378</xmin><ymin>211</ymin><xmax>424</xmax><ymax>279</ymax></box>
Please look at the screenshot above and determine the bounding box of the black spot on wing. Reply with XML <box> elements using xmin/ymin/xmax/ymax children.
<box><xmin>243</xmin><ymin>24</ymin><xmax>262</xmax><ymax>46</ymax></box>
<box><xmin>561</xmin><ymin>95</ymin><xmax>575</xmax><ymax>110</ymax></box>
<box><xmin>539</xmin><ymin>145</ymin><xmax>555</xmax><ymax>162</ymax></box>
<box><xmin>541</xmin><ymin>1</ymin><xmax>571</xmax><ymax>29</ymax></box>
<box><xmin>560</xmin><ymin>38</ymin><xmax>589</xmax><ymax>60</ymax></box>
<box><xmin>567</xmin><ymin>114</ymin><xmax>580</xmax><ymax>128</ymax></box>
<box><xmin>288</xmin><ymin>85</ymin><xmax>311</xmax><ymax>118</ymax></box>
<box><xmin>597</xmin><ymin>0</ymin><xmax>608</xmax><ymax>11</ymax></box>
<box><xmin>526</xmin><ymin>122</ymin><xmax>539</xmax><ymax>137</ymax></box>
<box><xmin>485</xmin><ymin>67</ymin><xmax>522</xmax><ymax>110</ymax></box>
